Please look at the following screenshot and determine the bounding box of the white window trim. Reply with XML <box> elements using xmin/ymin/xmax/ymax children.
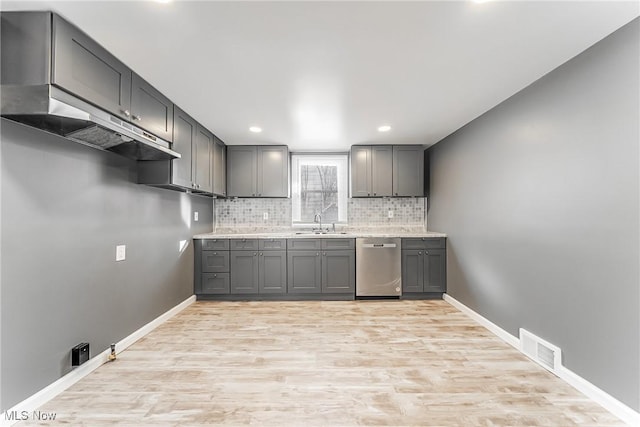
<box><xmin>291</xmin><ymin>153</ymin><xmax>349</xmax><ymax>227</ymax></box>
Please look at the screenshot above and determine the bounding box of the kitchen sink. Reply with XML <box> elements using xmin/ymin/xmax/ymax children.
<box><xmin>295</xmin><ymin>231</ymin><xmax>348</xmax><ymax>235</ymax></box>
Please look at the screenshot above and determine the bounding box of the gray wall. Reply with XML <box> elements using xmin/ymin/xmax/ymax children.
<box><xmin>0</xmin><ymin>120</ymin><xmax>213</xmax><ymax>410</ymax></box>
<box><xmin>428</xmin><ymin>18</ymin><xmax>639</xmax><ymax>411</ymax></box>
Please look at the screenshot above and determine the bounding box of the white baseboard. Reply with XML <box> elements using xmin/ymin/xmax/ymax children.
<box><xmin>443</xmin><ymin>293</ymin><xmax>640</xmax><ymax>427</ymax></box>
<box><xmin>1</xmin><ymin>295</ymin><xmax>196</xmax><ymax>427</ymax></box>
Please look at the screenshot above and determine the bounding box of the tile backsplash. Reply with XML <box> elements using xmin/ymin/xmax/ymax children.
<box><xmin>215</xmin><ymin>197</ymin><xmax>426</xmax><ymax>232</ymax></box>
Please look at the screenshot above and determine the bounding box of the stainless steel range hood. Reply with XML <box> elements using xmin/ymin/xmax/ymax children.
<box><xmin>1</xmin><ymin>84</ymin><xmax>180</xmax><ymax>161</ymax></box>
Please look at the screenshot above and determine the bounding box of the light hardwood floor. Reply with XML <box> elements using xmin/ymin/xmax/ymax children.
<box><xmin>20</xmin><ymin>300</ymin><xmax>623</xmax><ymax>426</ymax></box>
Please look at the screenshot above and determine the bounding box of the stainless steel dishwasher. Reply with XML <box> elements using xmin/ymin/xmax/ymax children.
<box><xmin>356</xmin><ymin>237</ymin><xmax>402</xmax><ymax>297</ymax></box>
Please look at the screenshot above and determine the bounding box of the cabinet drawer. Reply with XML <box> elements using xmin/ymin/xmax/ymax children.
<box><xmin>402</xmin><ymin>238</ymin><xmax>446</xmax><ymax>250</ymax></box>
<box><xmin>321</xmin><ymin>239</ymin><xmax>355</xmax><ymax>250</ymax></box>
<box><xmin>201</xmin><ymin>251</ymin><xmax>230</xmax><ymax>273</ymax></box>
<box><xmin>259</xmin><ymin>239</ymin><xmax>287</xmax><ymax>251</ymax></box>
<box><xmin>201</xmin><ymin>273</ymin><xmax>230</xmax><ymax>294</ymax></box>
<box><xmin>288</xmin><ymin>239</ymin><xmax>322</xmax><ymax>250</ymax></box>
<box><xmin>230</xmin><ymin>239</ymin><xmax>259</xmax><ymax>251</ymax></box>
<box><xmin>202</xmin><ymin>239</ymin><xmax>230</xmax><ymax>250</ymax></box>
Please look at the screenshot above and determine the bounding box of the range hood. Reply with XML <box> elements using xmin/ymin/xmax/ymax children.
<box><xmin>1</xmin><ymin>84</ymin><xmax>180</xmax><ymax>161</ymax></box>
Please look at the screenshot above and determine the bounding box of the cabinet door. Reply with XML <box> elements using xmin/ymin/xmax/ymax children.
<box><xmin>371</xmin><ymin>145</ymin><xmax>393</xmax><ymax>197</ymax></box>
<box><xmin>202</xmin><ymin>273</ymin><xmax>230</xmax><ymax>294</ymax></box>
<box><xmin>230</xmin><ymin>251</ymin><xmax>259</xmax><ymax>293</ymax></box>
<box><xmin>171</xmin><ymin>106</ymin><xmax>196</xmax><ymax>189</ymax></box>
<box><xmin>51</xmin><ymin>14</ymin><xmax>132</xmax><ymax>120</ymax></box>
<box><xmin>227</xmin><ymin>146</ymin><xmax>257</xmax><ymax>197</ymax></box>
<box><xmin>202</xmin><ymin>251</ymin><xmax>230</xmax><ymax>273</ymax></box>
<box><xmin>259</xmin><ymin>251</ymin><xmax>287</xmax><ymax>294</ymax></box>
<box><xmin>401</xmin><ymin>250</ymin><xmax>424</xmax><ymax>293</ymax></box>
<box><xmin>350</xmin><ymin>146</ymin><xmax>371</xmax><ymax>197</ymax></box>
<box><xmin>194</xmin><ymin>125</ymin><xmax>213</xmax><ymax>193</ymax></box>
<box><xmin>393</xmin><ymin>145</ymin><xmax>424</xmax><ymax>196</ymax></box>
<box><xmin>287</xmin><ymin>251</ymin><xmax>322</xmax><ymax>294</ymax></box>
<box><xmin>257</xmin><ymin>146</ymin><xmax>288</xmax><ymax>197</ymax></box>
<box><xmin>130</xmin><ymin>73</ymin><xmax>173</xmax><ymax>142</ymax></box>
<box><xmin>425</xmin><ymin>248</ymin><xmax>446</xmax><ymax>292</ymax></box>
<box><xmin>321</xmin><ymin>250</ymin><xmax>355</xmax><ymax>294</ymax></box>
<box><xmin>213</xmin><ymin>138</ymin><xmax>226</xmax><ymax>196</ymax></box>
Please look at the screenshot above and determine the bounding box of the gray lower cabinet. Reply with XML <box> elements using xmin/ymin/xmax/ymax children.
<box><xmin>287</xmin><ymin>251</ymin><xmax>322</xmax><ymax>293</ymax></box>
<box><xmin>195</xmin><ymin>239</ymin><xmax>231</xmax><ymax>295</ymax></box>
<box><xmin>229</xmin><ymin>239</ymin><xmax>287</xmax><ymax>295</ymax></box>
<box><xmin>259</xmin><ymin>251</ymin><xmax>287</xmax><ymax>293</ymax></box>
<box><xmin>227</xmin><ymin>145</ymin><xmax>289</xmax><ymax>197</ymax></box>
<box><xmin>230</xmin><ymin>251</ymin><xmax>260</xmax><ymax>294</ymax></box>
<box><xmin>288</xmin><ymin>239</ymin><xmax>355</xmax><ymax>295</ymax></box>
<box><xmin>401</xmin><ymin>238</ymin><xmax>446</xmax><ymax>294</ymax></box>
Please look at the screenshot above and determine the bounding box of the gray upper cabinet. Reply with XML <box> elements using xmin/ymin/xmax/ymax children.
<box><xmin>350</xmin><ymin>145</ymin><xmax>392</xmax><ymax>197</ymax></box>
<box><xmin>393</xmin><ymin>145</ymin><xmax>424</xmax><ymax>196</ymax></box>
<box><xmin>171</xmin><ymin>107</ymin><xmax>196</xmax><ymax>189</ymax></box>
<box><xmin>351</xmin><ymin>144</ymin><xmax>424</xmax><ymax>197</ymax></box>
<box><xmin>194</xmin><ymin>125</ymin><xmax>213</xmax><ymax>193</ymax></box>
<box><xmin>227</xmin><ymin>146</ymin><xmax>257</xmax><ymax>197</ymax></box>
<box><xmin>131</xmin><ymin>73</ymin><xmax>173</xmax><ymax>142</ymax></box>
<box><xmin>350</xmin><ymin>146</ymin><xmax>371</xmax><ymax>197</ymax></box>
<box><xmin>227</xmin><ymin>146</ymin><xmax>289</xmax><ymax>197</ymax></box>
<box><xmin>257</xmin><ymin>146</ymin><xmax>289</xmax><ymax>197</ymax></box>
<box><xmin>138</xmin><ymin>106</ymin><xmax>212</xmax><ymax>193</ymax></box>
<box><xmin>371</xmin><ymin>146</ymin><xmax>393</xmax><ymax>197</ymax></box>
<box><xmin>213</xmin><ymin>137</ymin><xmax>227</xmax><ymax>197</ymax></box>
<box><xmin>52</xmin><ymin>14</ymin><xmax>132</xmax><ymax>121</ymax></box>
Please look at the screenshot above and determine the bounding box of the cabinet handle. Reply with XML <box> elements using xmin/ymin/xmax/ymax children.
<box><xmin>242</xmin><ymin>239</ymin><xmax>246</xmax><ymax>242</ymax></box>
<box><xmin>418</xmin><ymin>251</ymin><xmax>422</xmax><ymax>255</ymax></box>
<box><xmin>316</xmin><ymin>252</ymin><xmax>319</xmax><ymax>256</ymax></box>
<box><xmin>213</xmin><ymin>274</ymin><xmax>217</xmax><ymax>278</ymax></box>
<box><xmin>253</xmin><ymin>252</ymin><xmax>257</xmax><ymax>256</ymax></box>
<box><xmin>132</xmin><ymin>115</ymin><xmax>142</xmax><ymax>121</ymax></box>
<box><xmin>425</xmin><ymin>251</ymin><xmax>429</xmax><ymax>255</ymax></box>
<box><xmin>121</xmin><ymin>109</ymin><xmax>130</xmax><ymax>117</ymax></box>
<box><xmin>260</xmin><ymin>252</ymin><xmax>263</xmax><ymax>256</ymax></box>
<box><xmin>367</xmin><ymin>193</ymin><xmax>370</xmax><ymax>196</ymax></box>
<box><xmin>213</xmin><ymin>252</ymin><xmax>217</xmax><ymax>255</ymax></box>
<box><xmin>323</xmin><ymin>252</ymin><xmax>326</xmax><ymax>256</ymax></box>
<box><xmin>373</xmin><ymin>193</ymin><xmax>376</xmax><ymax>196</ymax></box>
<box><xmin>252</xmin><ymin>193</ymin><xmax>256</xmax><ymax>196</ymax></box>
<box><xmin>395</xmin><ymin>192</ymin><xmax>399</xmax><ymax>196</ymax></box>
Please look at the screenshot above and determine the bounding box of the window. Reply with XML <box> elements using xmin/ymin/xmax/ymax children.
<box><xmin>291</xmin><ymin>154</ymin><xmax>348</xmax><ymax>225</ymax></box>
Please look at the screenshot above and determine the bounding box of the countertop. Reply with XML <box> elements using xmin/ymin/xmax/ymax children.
<box><xmin>193</xmin><ymin>230</ymin><xmax>447</xmax><ymax>239</ymax></box>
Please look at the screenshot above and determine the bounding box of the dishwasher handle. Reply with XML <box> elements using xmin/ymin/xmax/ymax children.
<box><xmin>362</xmin><ymin>243</ymin><xmax>398</xmax><ymax>248</ymax></box>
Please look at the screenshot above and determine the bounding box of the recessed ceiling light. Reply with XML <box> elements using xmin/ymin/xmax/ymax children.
<box><xmin>378</xmin><ymin>125</ymin><xmax>391</xmax><ymax>132</ymax></box>
<box><xmin>249</xmin><ymin>126</ymin><xmax>262</xmax><ymax>133</ymax></box>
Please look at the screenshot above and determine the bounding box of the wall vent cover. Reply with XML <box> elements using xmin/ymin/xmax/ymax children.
<box><xmin>519</xmin><ymin>328</ymin><xmax>562</xmax><ymax>374</ymax></box>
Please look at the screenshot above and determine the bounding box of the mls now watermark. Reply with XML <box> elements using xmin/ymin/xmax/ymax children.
<box><xmin>4</xmin><ymin>410</ymin><xmax>57</xmax><ymax>421</ymax></box>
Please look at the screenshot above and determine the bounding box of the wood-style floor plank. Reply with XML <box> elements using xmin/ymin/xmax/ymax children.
<box><xmin>18</xmin><ymin>301</ymin><xmax>623</xmax><ymax>426</ymax></box>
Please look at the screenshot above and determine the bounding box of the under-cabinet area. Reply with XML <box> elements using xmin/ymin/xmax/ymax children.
<box><xmin>194</xmin><ymin>235</ymin><xmax>445</xmax><ymax>300</ymax></box>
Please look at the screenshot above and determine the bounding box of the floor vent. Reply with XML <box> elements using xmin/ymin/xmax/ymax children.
<box><xmin>519</xmin><ymin>328</ymin><xmax>562</xmax><ymax>374</ymax></box>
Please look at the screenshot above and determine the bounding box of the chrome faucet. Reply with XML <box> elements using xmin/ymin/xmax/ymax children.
<box><xmin>313</xmin><ymin>213</ymin><xmax>322</xmax><ymax>232</ymax></box>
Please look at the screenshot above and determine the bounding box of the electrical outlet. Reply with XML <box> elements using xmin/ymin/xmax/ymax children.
<box><xmin>388</xmin><ymin>210</ymin><xmax>394</xmax><ymax>218</ymax></box>
<box><xmin>263</xmin><ymin>212</ymin><xmax>269</xmax><ymax>220</ymax></box>
<box><xmin>194</xmin><ymin>211</ymin><xmax>199</xmax><ymax>221</ymax></box>
<box><xmin>116</xmin><ymin>245</ymin><xmax>126</xmax><ymax>261</ymax></box>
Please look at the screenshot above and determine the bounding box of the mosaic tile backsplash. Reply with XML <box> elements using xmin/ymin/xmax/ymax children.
<box><xmin>215</xmin><ymin>197</ymin><xmax>426</xmax><ymax>232</ymax></box>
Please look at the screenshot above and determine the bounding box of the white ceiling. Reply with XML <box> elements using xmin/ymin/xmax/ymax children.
<box><xmin>2</xmin><ymin>1</ymin><xmax>638</xmax><ymax>151</ymax></box>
